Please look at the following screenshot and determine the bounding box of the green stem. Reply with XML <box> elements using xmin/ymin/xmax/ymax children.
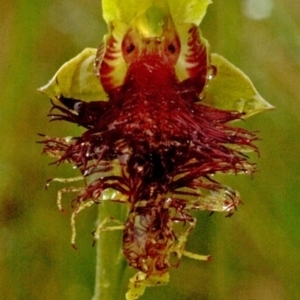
<box><xmin>92</xmin><ymin>201</ymin><xmax>127</xmax><ymax>300</ymax></box>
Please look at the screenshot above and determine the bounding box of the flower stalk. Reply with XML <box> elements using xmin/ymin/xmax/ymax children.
<box><xmin>92</xmin><ymin>202</ymin><xmax>127</xmax><ymax>300</ymax></box>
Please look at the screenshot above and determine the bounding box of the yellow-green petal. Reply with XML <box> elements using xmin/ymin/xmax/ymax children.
<box><xmin>102</xmin><ymin>0</ymin><xmax>211</xmax><ymax>26</ymax></box>
<box><xmin>96</xmin><ymin>20</ymin><xmax>128</xmax><ymax>92</ymax></box>
<box><xmin>39</xmin><ymin>48</ymin><xmax>108</xmax><ymax>101</ymax></box>
<box><xmin>168</xmin><ymin>0</ymin><xmax>212</xmax><ymax>25</ymax></box>
<box><xmin>202</xmin><ymin>53</ymin><xmax>274</xmax><ymax>118</ymax></box>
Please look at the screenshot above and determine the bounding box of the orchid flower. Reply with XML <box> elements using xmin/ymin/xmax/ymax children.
<box><xmin>39</xmin><ymin>0</ymin><xmax>272</xmax><ymax>299</ymax></box>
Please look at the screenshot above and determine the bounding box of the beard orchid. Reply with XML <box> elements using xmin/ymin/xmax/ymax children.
<box><xmin>39</xmin><ymin>0</ymin><xmax>272</xmax><ymax>299</ymax></box>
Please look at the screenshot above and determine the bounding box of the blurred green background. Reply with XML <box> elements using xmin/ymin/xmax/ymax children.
<box><xmin>1</xmin><ymin>0</ymin><xmax>299</xmax><ymax>299</ymax></box>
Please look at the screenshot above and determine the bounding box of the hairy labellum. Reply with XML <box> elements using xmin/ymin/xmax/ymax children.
<box><xmin>40</xmin><ymin>4</ymin><xmax>260</xmax><ymax>296</ymax></box>
<box><xmin>42</xmin><ymin>54</ymin><xmax>256</xmax><ymax>275</ymax></box>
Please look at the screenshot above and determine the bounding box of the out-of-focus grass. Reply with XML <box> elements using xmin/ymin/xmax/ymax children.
<box><xmin>0</xmin><ymin>0</ymin><xmax>299</xmax><ymax>299</ymax></box>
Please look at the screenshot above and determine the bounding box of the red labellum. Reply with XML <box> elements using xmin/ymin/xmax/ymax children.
<box><xmin>41</xmin><ymin>12</ymin><xmax>257</xmax><ymax>288</ymax></box>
